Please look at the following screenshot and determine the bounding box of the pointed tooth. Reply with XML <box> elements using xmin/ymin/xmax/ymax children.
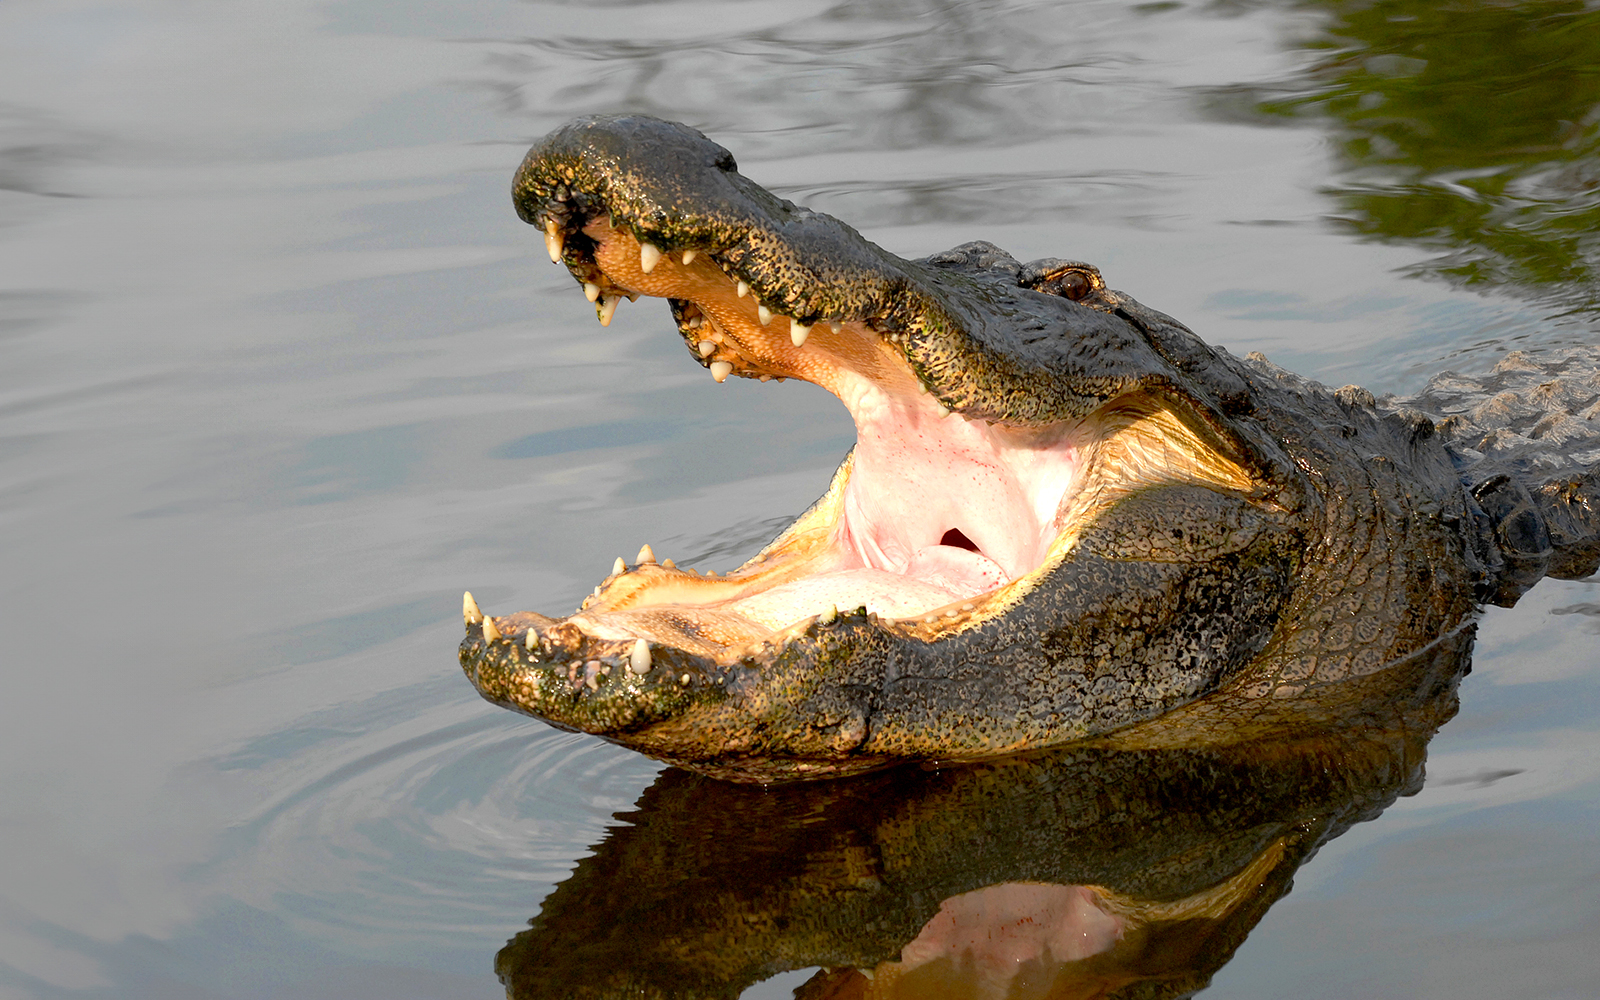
<box><xmin>482</xmin><ymin>616</ymin><xmax>502</xmax><ymax>643</ymax></box>
<box><xmin>661</xmin><ymin>557</ymin><xmax>676</xmax><ymax>569</ymax></box>
<box><xmin>636</xmin><ymin>543</ymin><xmax>656</xmax><ymax>564</ymax></box>
<box><xmin>525</xmin><ymin>629</ymin><xmax>539</xmax><ymax>650</ymax></box>
<box><xmin>629</xmin><ymin>639</ymin><xmax>652</xmax><ymax>675</ymax></box>
<box><xmin>698</xmin><ymin>339</ymin><xmax>716</xmax><ymax>357</ymax></box>
<box><xmin>710</xmin><ymin>361</ymin><xmax>734</xmax><ymax>383</ymax></box>
<box><xmin>681</xmin><ymin>250</ymin><xmax>697</xmax><ymax>265</ymax></box>
<box><xmin>597</xmin><ymin>296</ymin><xmax>619</xmax><ymax>326</ymax></box>
<box><xmin>818</xmin><ymin>604</ymin><xmax>837</xmax><ymax>625</ymax></box>
<box><xmin>639</xmin><ymin>243</ymin><xmax>662</xmax><ymax>273</ymax></box>
<box><xmin>593</xmin><ymin>585</ymin><xmax>602</xmax><ymax>596</ymax></box>
<box><xmin>790</xmin><ymin>321</ymin><xmax>810</xmax><ymax>347</ymax></box>
<box><xmin>544</xmin><ymin>221</ymin><xmax>564</xmax><ymax>263</ymax></box>
<box><xmin>463</xmin><ymin>591</ymin><xmax>483</xmax><ymax>626</ymax></box>
<box><xmin>612</xmin><ymin>556</ymin><xmax>627</xmax><ymax>576</ymax></box>
<box><xmin>829</xmin><ymin>321</ymin><xmax>841</xmax><ymax>334</ymax></box>
<box><xmin>583</xmin><ymin>281</ymin><xmax>601</xmax><ymax>302</ymax></box>
<box><xmin>736</xmin><ymin>280</ymin><xmax>750</xmax><ymax>298</ymax></box>
<box><xmin>936</xmin><ymin>404</ymin><xmax>951</xmax><ymax>418</ymax></box>
<box><xmin>757</xmin><ymin>305</ymin><xmax>772</xmax><ymax>326</ymax></box>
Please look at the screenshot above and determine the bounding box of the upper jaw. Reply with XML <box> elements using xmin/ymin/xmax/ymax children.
<box><xmin>512</xmin><ymin>114</ymin><xmax>1207</xmax><ymax>427</ymax></box>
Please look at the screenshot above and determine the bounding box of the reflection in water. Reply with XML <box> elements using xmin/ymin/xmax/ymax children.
<box><xmin>1241</xmin><ymin>0</ymin><xmax>1600</xmax><ymax>307</ymax></box>
<box><xmin>496</xmin><ymin>629</ymin><xmax>1471</xmax><ymax>999</ymax></box>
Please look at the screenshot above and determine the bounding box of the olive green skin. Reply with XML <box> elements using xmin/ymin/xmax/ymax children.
<box><xmin>492</xmin><ymin>630</ymin><xmax>1469</xmax><ymax>1000</ymax></box>
<box><xmin>461</xmin><ymin>116</ymin><xmax>1591</xmax><ymax>782</ymax></box>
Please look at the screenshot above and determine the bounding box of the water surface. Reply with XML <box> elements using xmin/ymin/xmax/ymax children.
<box><xmin>1</xmin><ymin>1</ymin><xmax>1597</xmax><ymax>997</ymax></box>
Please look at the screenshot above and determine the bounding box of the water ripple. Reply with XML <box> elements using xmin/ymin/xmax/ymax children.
<box><xmin>207</xmin><ymin>687</ymin><xmax>661</xmax><ymax>952</ymax></box>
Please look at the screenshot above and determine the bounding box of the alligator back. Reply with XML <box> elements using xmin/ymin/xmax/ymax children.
<box><xmin>1393</xmin><ymin>346</ymin><xmax>1600</xmax><ymax>604</ymax></box>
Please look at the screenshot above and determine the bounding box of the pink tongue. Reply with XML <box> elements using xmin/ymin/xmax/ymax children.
<box><xmin>903</xmin><ymin>543</ymin><xmax>1007</xmax><ymax>596</ymax></box>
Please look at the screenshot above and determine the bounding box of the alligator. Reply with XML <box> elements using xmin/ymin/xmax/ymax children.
<box><xmin>460</xmin><ymin>115</ymin><xmax>1600</xmax><ymax>783</ymax></box>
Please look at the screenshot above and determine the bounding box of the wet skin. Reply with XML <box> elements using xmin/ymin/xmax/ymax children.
<box><xmin>460</xmin><ymin>116</ymin><xmax>1600</xmax><ymax>782</ymax></box>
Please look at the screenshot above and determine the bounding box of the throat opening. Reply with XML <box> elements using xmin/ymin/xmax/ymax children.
<box><xmin>940</xmin><ymin>528</ymin><xmax>981</xmax><ymax>552</ymax></box>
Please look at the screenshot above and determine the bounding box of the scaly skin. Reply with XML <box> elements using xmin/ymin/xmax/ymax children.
<box><xmin>460</xmin><ymin>116</ymin><xmax>1600</xmax><ymax>782</ymax></box>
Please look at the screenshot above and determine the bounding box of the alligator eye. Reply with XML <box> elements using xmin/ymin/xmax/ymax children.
<box><xmin>1017</xmin><ymin>258</ymin><xmax>1102</xmax><ymax>301</ymax></box>
<box><xmin>1058</xmin><ymin>271</ymin><xmax>1090</xmax><ymax>301</ymax></box>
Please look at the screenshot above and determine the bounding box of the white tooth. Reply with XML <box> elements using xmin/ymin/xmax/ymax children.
<box><xmin>681</xmin><ymin>250</ymin><xmax>697</xmax><ymax>265</ymax></box>
<box><xmin>598</xmin><ymin>296</ymin><xmax>619</xmax><ymax>326</ymax></box>
<box><xmin>544</xmin><ymin>221</ymin><xmax>564</xmax><ymax>263</ymax></box>
<box><xmin>936</xmin><ymin>404</ymin><xmax>951</xmax><ymax>418</ymax></box>
<box><xmin>525</xmin><ymin>629</ymin><xmax>539</xmax><ymax>650</ymax></box>
<box><xmin>736</xmin><ymin>280</ymin><xmax>749</xmax><ymax>298</ymax></box>
<box><xmin>593</xmin><ymin>585</ymin><xmax>602</xmax><ymax>597</ymax></box>
<box><xmin>697</xmin><ymin>339</ymin><xmax>716</xmax><ymax>357</ymax></box>
<box><xmin>818</xmin><ymin>604</ymin><xmax>837</xmax><ymax>624</ymax></box>
<box><xmin>639</xmin><ymin>243</ymin><xmax>662</xmax><ymax>273</ymax></box>
<box><xmin>482</xmin><ymin>616</ymin><xmax>502</xmax><ymax>642</ymax></box>
<box><xmin>637</xmin><ymin>543</ymin><xmax>655</xmax><ymax>564</ymax></box>
<box><xmin>710</xmin><ymin>361</ymin><xmax>733</xmax><ymax>383</ymax></box>
<box><xmin>757</xmin><ymin>305</ymin><xmax>772</xmax><ymax>326</ymax></box>
<box><xmin>629</xmin><ymin>639</ymin><xmax>652</xmax><ymax>675</ymax></box>
<box><xmin>829</xmin><ymin>321</ymin><xmax>841</xmax><ymax>334</ymax></box>
<box><xmin>790</xmin><ymin>321</ymin><xmax>810</xmax><ymax>347</ymax></box>
<box><xmin>462</xmin><ymin>591</ymin><xmax>483</xmax><ymax>626</ymax></box>
<box><xmin>584</xmin><ymin>281</ymin><xmax>601</xmax><ymax>302</ymax></box>
<box><xmin>612</xmin><ymin>556</ymin><xmax>627</xmax><ymax>576</ymax></box>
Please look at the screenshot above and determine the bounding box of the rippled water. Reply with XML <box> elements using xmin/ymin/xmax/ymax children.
<box><xmin>2</xmin><ymin>1</ymin><xmax>1597</xmax><ymax>997</ymax></box>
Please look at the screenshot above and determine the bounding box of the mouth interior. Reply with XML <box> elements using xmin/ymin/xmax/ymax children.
<box><xmin>545</xmin><ymin>216</ymin><xmax>1250</xmax><ymax>656</ymax></box>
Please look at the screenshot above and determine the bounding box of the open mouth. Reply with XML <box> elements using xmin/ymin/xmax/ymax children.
<box><xmin>457</xmin><ymin>117</ymin><xmax>1305</xmax><ymax>776</ymax></box>
<box><xmin>499</xmin><ymin>200</ymin><xmax>1259</xmax><ymax>663</ymax></box>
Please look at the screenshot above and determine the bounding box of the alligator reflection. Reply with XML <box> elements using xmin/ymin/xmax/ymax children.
<box><xmin>497</xmin><ymin>628</ymin><xmax>1470</xmax><ymax>999</ymax></box>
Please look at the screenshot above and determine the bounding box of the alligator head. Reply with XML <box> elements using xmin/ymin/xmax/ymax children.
<box><xmin>461</xmin><ymin>115</ymin><xmax>1483</xmax><ymax>782</ymax></box>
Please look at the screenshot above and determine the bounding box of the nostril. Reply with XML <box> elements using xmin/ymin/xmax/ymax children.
<box><xmin>940</xmin><ymin>528</ymin><xmax>980</xmax><ymax>552</ymax></box>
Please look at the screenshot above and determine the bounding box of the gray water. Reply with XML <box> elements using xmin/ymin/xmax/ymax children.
<box><xmin>2</xmin><ymin>1</ymin><xmax>1598</xmax><ymax>997</ymax></box>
